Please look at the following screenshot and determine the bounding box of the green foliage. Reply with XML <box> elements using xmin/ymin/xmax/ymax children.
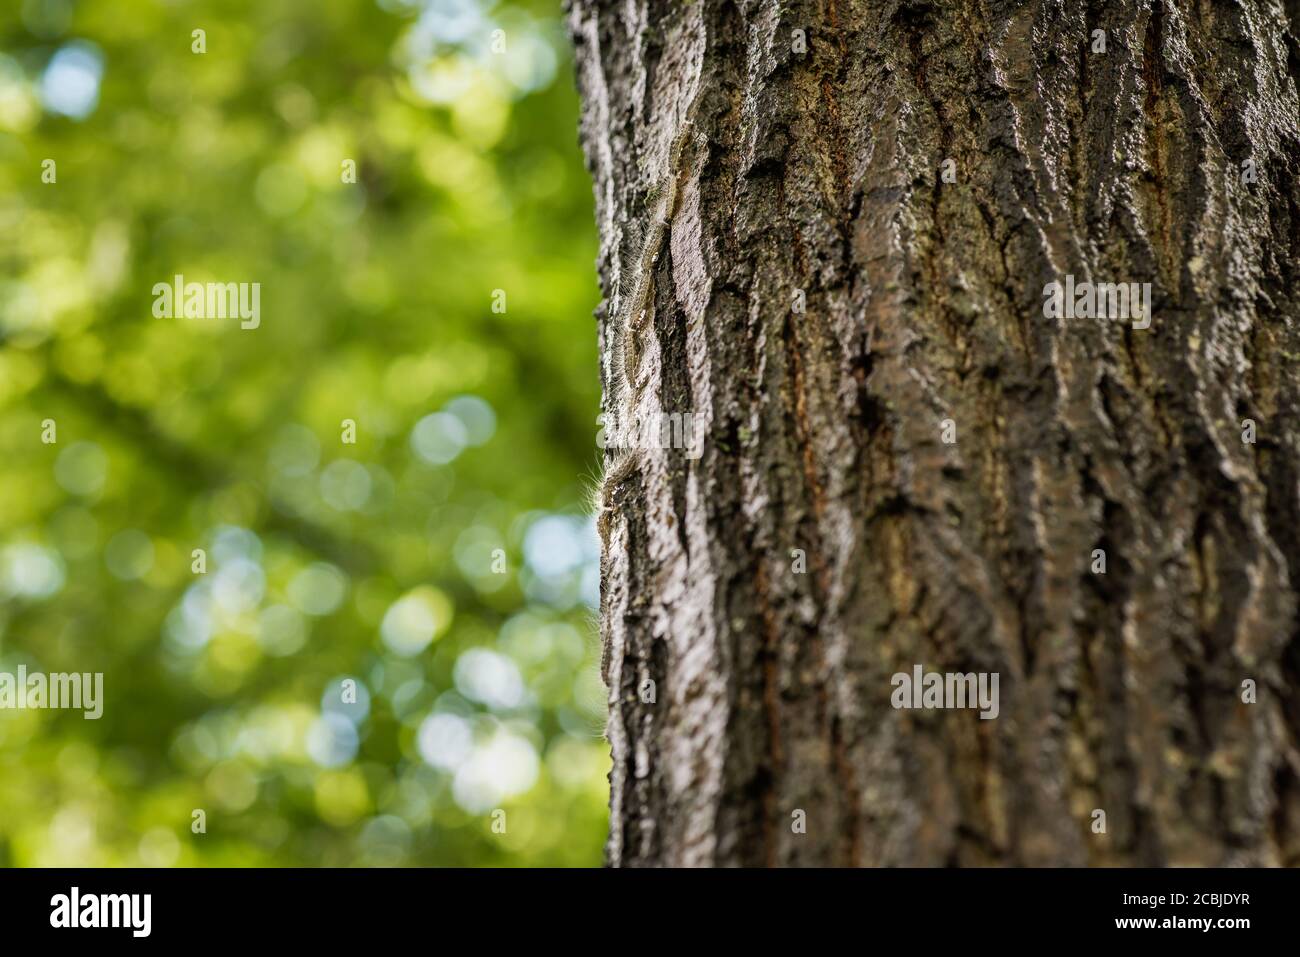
<box><xmin>0</xmin><ymin>0</ymin><xmax>606</xmax><ymax>866</ymax></box>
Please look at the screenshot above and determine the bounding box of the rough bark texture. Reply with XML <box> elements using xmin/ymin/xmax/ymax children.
<box><xmin>567</xmin><ymin>0</ymin><xmax>1300</xmax><ymax>866</ymax></box>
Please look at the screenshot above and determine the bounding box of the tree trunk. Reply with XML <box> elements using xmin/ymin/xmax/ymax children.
<box><xmin>566</xmin><ymin>0</ymin><xmax>1300</xmax><ymax>866</ymax></box>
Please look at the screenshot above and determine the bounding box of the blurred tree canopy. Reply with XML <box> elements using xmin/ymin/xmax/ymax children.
<box><xmin>0</xmin><ymin>0</ymin><xmax>607</xmax><ymax>866</ymax></box>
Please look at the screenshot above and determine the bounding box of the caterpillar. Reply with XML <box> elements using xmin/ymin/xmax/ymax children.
<box><xmin>612</xmin><ymin>114</ymin><xmax>705</xmax><ymax>399</ymax></box>
<box><xmin>595</xmin><ymin>101</ymin><xmax>706</xmax><ymax>553</ymax></box>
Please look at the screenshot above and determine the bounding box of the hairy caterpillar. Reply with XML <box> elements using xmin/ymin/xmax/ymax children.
<box><xmin>611</xmin><ymin>112</ymin><xmax>705</xmax><ymax>400</ymax></box>
<box><xmin>583</xmin><ymin>450</ymin><xmax>639</xmax><ymax>695</ymax></box>
<box><xmin>595</xmin><ymin>106</ymin><xmax>706</xmax><ymax>539</ymax></box>
<box><xmin>591</xmin><ymin>450</ymin><xmax>641</xmax><ymax>549</ymax></box>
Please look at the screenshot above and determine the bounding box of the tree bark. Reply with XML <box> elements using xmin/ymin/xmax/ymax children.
<box><xmin>567</xmin><ymin>0</ymin><xmax>1300</xmax><ymax>866</ymax></box>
